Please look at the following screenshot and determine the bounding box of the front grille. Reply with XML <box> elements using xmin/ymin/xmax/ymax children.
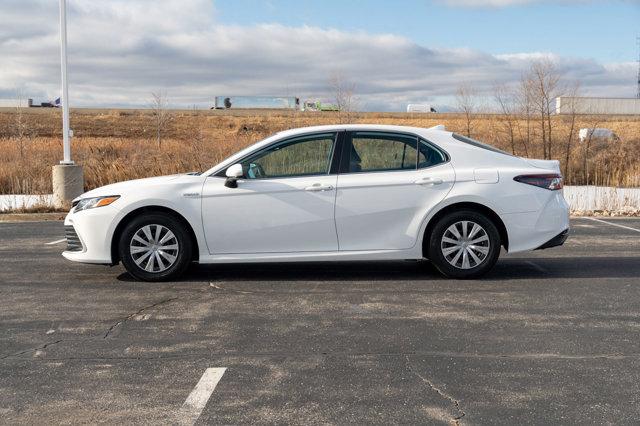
<box><xmin>65</xmin><ymin>225</ymin><xmax>83</xmax><ymax>252</ymax></box>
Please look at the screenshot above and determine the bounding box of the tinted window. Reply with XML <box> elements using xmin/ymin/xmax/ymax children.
<box><xmin>418</xmin><ymin>139</ymin><xmax>447</xmax><ymax>168</ymax></box>
<box><xmin>241</xmin><ymin>133</ymin><xmax>336</xmax><ymax>179</ymax></box>
<box><xmin>349</xmin><ymin>132</ymin><xmax>417</xmax><ymax>173</ymax></box>
<box><xmin>452</xmin><ymin>133</ymin><xmax>511</xmax><ymax>156</ymax></box>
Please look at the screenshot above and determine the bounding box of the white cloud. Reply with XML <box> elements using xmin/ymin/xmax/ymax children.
<box><xmin>0</xmin><ymin>0</ymin><xmax>634</xmax><ymax>111</ymax></box>
<box><xmin>441</xmin><ymin>0</ymin><xmax>591</xmax><ymax>7</ymax></box>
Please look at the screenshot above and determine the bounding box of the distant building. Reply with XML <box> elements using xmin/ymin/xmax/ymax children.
<box><xmin>213</xmin><ymin>96</ymin><xmax>300</xmax><ymax>110</ymax></box>
<box><xmin>407</xmin><ymin>104</ymin><xmax>436</xmax><ymax>113</ymax></box>
<box><xmin>556</xmin><ymin>97</ymin><xmax>640</xmax><ymax>115</ymax></box>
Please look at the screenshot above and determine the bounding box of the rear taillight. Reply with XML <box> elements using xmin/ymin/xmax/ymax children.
<box><xmin>514</xmin><ymin>174</ymin><xmax>563</xmax><ymax>190</ymax></box>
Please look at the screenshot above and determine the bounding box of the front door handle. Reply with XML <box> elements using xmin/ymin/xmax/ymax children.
<box><xmin>414</xmin><ymin>177</ymin><xmax>443</xmax><ymax>186</ymax></box>
<box><xmin>305</xmin><ymin>184</ymin><xmax>334</xmax><ymax>192</ymax></box>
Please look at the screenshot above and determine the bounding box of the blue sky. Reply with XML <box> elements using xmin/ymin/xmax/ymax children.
<box><xmin>218</xmin><ymin>0</ymin><xmax>639</xmax><ymax>63</ymax></box>
<box><xmin>1</xmin><ymin>0</ymin><xmax>638</xmax><ymax>110</ymax></box>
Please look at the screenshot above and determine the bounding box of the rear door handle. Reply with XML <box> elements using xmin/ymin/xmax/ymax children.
<box><xmin>305</xmin><ymin>184</ymin><xmax>334</xmax><ymax>192</ymax></box>
<box><xmin>414</xmin><ymin>177</ymin><xmax>443</xmax><ymax>186</ymax></box>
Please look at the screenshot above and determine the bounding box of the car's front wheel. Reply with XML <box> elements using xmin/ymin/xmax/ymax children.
<box><xmin>428</xmin><ymin>210</ymin><xmax>501</xmax><ymax>279</ymax></box>
<box><xmin>119</xmin><ymin>213</ymin><xmax>192</xmax><ymax>281</ymax></box>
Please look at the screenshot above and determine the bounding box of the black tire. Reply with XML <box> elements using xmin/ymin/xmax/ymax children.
<box><xmin>427</xmin><ymin>210</ymin><xmax>501</xmax><ymax>279</ymax></box>
<box><xmin>118</xmin><ymin>213</ymin><xmax>192</xmax><ymax>282</ymax></box>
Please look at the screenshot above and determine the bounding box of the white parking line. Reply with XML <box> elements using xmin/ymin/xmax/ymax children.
<box><xmin>176</xmin><ymin>367</ymin><xmax>226</xmax><ymax>425</ymax></box>
<box><xmin>585</xmin><ymin>217</ymin><xmax>640</xmax><ymax>233</ymax></box>
<box><xmin>45</xmin><ymin>238</ymin><xmax>66</xmax><ymax>245</ymax></box>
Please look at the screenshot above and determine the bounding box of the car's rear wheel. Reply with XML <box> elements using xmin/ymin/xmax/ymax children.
<box><xmin>428</xmin><ymin>210</ymin><xmax>501</xmax><ymax>279</ymax></box>
<box><xmin>119</xmin><ymin>214</ymin><xmax>192</xmax><ymax>281</ymax></box>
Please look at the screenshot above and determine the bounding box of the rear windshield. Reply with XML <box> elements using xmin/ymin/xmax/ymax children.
<box><xmin>452</xmin><ymin>133</ymin><xmax>512</xmax><ymax>156</ymax></box>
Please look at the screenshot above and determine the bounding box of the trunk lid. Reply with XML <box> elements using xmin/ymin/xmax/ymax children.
<box><xmin>522</xmin><ymin>158</ymin><xmax>561</xmax><ymax>174</ymax></box>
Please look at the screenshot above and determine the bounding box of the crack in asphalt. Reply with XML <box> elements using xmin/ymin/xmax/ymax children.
<box><xmin>0</xmin><ymin>340</ymin><xmax>64</xmax><ymax>360</ymax></box>
<box><xmin>405</xmin><ymin>355</ymin><xmax>466</xmax><ymax>425</ymax></box>
<box><xmin>103</xmin><ymin>297</ymin><xmax>178</xmax><ymax>338</ymax></box>
<box><xmin>1</xmin><ymin>297</ymin><xmax>179</xmax><ymax>359</ymax></box>
<box><xmin>3</xmin><ymin>348</ymin><xmax>638</xmax><ymax>362</ymax></box>
<box><xmin>209</xmin><ymin>282</ymin><xmax>255</xmax><ymax>294</ymax></box>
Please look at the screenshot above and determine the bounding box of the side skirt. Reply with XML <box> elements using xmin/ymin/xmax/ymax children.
<box><xmin>198</xmin><ymin>248</ymin><xmax>422</xmax><ymax>264</ymax></box>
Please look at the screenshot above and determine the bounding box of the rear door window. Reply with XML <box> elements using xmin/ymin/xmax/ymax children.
<box><xmin>348</xmin><ymin>132</ymin><xmax>418</xmax><ymax>173</ymax></box>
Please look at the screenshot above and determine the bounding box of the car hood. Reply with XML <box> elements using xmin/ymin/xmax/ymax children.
<box><xmin>75</xmin><ymin>174</ymin><xmax>188</xmax><ymax>201</ymax></box>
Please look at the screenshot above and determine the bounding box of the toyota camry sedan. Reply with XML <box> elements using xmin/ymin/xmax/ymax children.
<box><xmin>63</xmin><ymin>124</ymin><xmax>569</xmax><ymax>281</ymax></box>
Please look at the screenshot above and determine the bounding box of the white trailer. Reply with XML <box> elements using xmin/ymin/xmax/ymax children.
<box><xmin>556</xmin><ymin>97</ymin><xmax>640</xmax><ymax>115</ymax></box>
<box><xmin>407</xmin><ymin>104</ymin><xmax>435</xmax><ymax>113</ymax></box>
<box><xmin>578</xmin><ymin>128</ymin><xmax>617</xmax><ymax>143</ymax></box>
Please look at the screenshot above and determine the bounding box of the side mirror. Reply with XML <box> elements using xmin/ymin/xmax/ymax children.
<box><xmin>224</xmin><ymin>163</ymin><xmax>243</xmax><ymax>188</ymax></box>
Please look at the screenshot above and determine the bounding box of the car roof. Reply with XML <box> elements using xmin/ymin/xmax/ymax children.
<box><xmin>275</xmin><ymin>124</ymin><xmax>448</xmax><ymax>138</ymax></box>
<box><xmin>204</xmin><ymin>124</ymin><xmax>454</xmax><ymax>176</ymax></box>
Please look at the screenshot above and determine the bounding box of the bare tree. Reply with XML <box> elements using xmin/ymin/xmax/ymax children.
<box><xmin>187</xmin><ymin>125</ymin><xmax>207</xmax><ymax>172</ymax></box>
<box><xmin>517</xmin><ymin>76</ymin><xmax>533</xmax><ymax>157</ymax></box>
<box><xmin>150</xmin><ymin>91</ymin><xmax>173</xmax><ymax>148</ymax></box>
<box><xmin>455</xmin><ymin>83</ymin><xmax>477</xmax><ymax>138</ymax></box>
<box><xmin>523</xmin><ymin>59</ymin><xmax>563</xmax><ymax>159</ymax></box>
<box><xmin>582</xmin><ymin>114</ymin><xmax>601</xmax><ymax>185</ymax></box>
<box><xmin>329</xmin><ymin>73</ymin><xmax>357</xmax><ymax>122</ymax></box>
<box><xmin>561</xmin><ymin>81</ymin><xmax>580</xmax><ymax>181</ymax></box>
<box><xmin>493</xmin><ymin>83</ymin><xmax>519</xmax><ymax>155</ymax></box>
<box><xmin>12</xmin><ymin>90</ymin><xmax>30</xmax><ymax>159</ymax></box>
<box><xmin>515</xmin><ymin>75</ymin><xmax>533</xmax><ymax>157</ymax></box>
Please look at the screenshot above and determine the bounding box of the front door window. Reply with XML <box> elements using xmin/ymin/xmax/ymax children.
<box><xmin>241</xmin><ymin>133</ymin><xmax>336</xmax><ymax>179</ymax></box>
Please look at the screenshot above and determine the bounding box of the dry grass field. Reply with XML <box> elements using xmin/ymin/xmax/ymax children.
<box><xmin>0</xmin><ymin>107</ymin><xmax>639</xmax><ymax>195</ymax></box>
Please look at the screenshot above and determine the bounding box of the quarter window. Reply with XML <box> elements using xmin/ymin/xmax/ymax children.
<box><xmin>240</xmin><ymin>133</ymin><xmax>336</xmax><ymax>179</ymax></box>
<box><xmin>418</xmin><ymin>139</ymin><xmax>447</xmax><ymax>169</ymax></box>
<box><xmin>349</xmin><ymin>132</ymin><xmax>418</xmax><ymax>173</ymax></box>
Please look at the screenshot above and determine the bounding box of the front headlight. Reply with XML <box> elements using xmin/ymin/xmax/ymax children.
<box><xmin>73</xmin><ymin>195</ymin><xmax>120</xmax><ymax>212</ymax></box>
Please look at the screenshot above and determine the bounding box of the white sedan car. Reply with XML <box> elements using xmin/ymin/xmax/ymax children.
<box><xmin>63</xmin><ymin>124</ymin><xmax>569</xmax><ymax>281</ymax></box>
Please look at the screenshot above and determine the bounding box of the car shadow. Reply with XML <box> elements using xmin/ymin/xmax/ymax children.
<box><xmin>490</xmin><ymin>256</ymin><xmax>640</xmax><ymax>280</ymax></box>
<box><xmin>116</xmin><ymin>256</ymin><xmax>640</xmax><ymax>283</ymax></box>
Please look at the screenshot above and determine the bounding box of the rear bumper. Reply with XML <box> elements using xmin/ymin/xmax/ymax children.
<box><xmin>501</xmin><ymin>191</ymin><xmax>570</xmax><ymax>253</ymax></box>
<box><xmin>535</xmin><ymin>228</ymin><xmax>569</xmax><ymax>250</ymax></box>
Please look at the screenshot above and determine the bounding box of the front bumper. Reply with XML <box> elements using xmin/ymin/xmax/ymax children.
<box><xmin>62</xmin><ymin>205</ymin><xmax>120</xmax><ymax>264</ymax></box>
<box><xmin>64</xmin><ymin>225</ymin><xmax>83</xmax><ymax>252</ymax></box>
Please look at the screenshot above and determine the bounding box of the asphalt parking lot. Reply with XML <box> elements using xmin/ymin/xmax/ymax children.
<box><xmin>1</xmin><ymin>217</ymin><xmax>639</xmax><ymax>425</ymax></box>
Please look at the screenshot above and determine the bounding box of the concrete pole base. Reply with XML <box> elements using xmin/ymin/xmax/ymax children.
<box><xmin>52</xmin><ymin>164</ymin><xmax>84</xmax><ymax>209</ymax></box>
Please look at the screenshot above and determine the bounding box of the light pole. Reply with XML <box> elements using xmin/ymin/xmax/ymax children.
<box><xmin>59</xmin><ymin>0</ymin><xmax>72</xmax><ymax>164</ymax></box>
<box><xmin>52</xmin><ymin>0</ymin><xmax>84</xmax><ymax>208</ymax></box>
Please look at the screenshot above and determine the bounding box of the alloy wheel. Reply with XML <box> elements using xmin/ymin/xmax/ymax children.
<box><xmin>440</xmin><ymin>220</ymin><xmax>490</xmax><ymax>269</ymax></box>
<box><xmin>129</xmin><ymin>224</ymin><xmax>179</xmax><ymax>273</ymax></box>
